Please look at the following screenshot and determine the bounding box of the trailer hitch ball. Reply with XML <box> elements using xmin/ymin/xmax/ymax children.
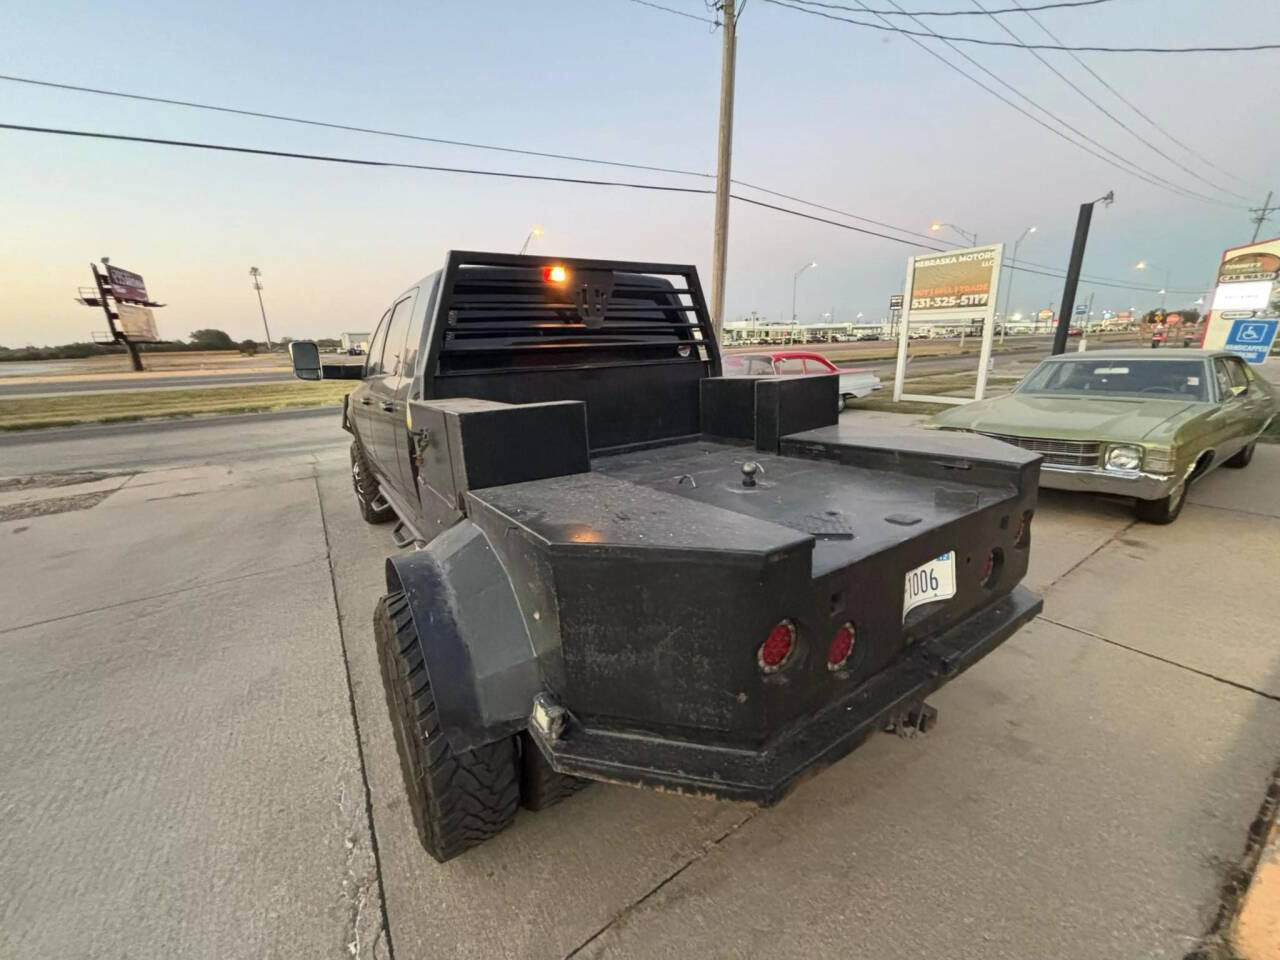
<box><xmin>530</xmin><ymin>692</ymin><xmax>568</xmax><ymax>741</ymax></box>
<box><xmin>741</xmin><ymin>461</ymin><xmax>761</xmax><ymax>488</ymax></box>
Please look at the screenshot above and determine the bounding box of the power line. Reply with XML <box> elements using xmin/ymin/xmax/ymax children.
<box><xmin>971</xmin><ymin>0</ymin><xmax>1251</xmax><ymax>202</ymax></box>
<box><xmin>622</xmin><ymin>0</ymin><xmax>719</xmax><ymax>24</ymax></box>
<box><xmin>0</xmin><ymin>120</ymin><xmax>947</xmax><ymax>251</ymax></box>
<box><xmin>1013</xmin><ymin>1</ymin><xmax>1257</xmax><ymax>189</ymax></box>
<box><xmin>781</xmin><ymin>0</ymin><xmax>1242</xmax><ymax>208</ymax></box>
<box><xmin>0</xmin><ymin>72</ymin><xmax>943</xmax><ymax>245</ymax></box>
<box><xmin>0</xmin><ymin>73</ymin><xmax>714</xmax><ymax>182</ymax></box>
<box><xmin>760</xmin><ymin>0</ymin><xmax>1280</xmax><ymax>52</ymax></box>
<box><xmin>793</xmin><ymin>0</ymin><xmax>1112</xmax><ymax>15</ymax></box>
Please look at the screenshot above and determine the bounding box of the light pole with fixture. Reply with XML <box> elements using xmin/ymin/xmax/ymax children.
<box><xmin>999</xmin><ymin>225</ymin><xmax>1036</xmax><ymax>344</ymax></box>
<box><xmin>519</xmin><ymin>226</ymin><xmax>543</xmax><ymax>256</ymax></box>
<box><xmin>1134</xmin><ymin>260</ymin><xmax>1171</xmax><ymax>312</ymax></box>
<box><xmin>249</xmin><ymin>267</ymin><xmax>272</xmax><ymax>349</ymax></box>
<box><xmin>1053</xmin><ymin>190</ymin><xmax>1115</xmax><ymax>355</ymax></box>
<box><xmin>929</xmin><ymin>221</ymin><xmax>978</xmax><ymax>246</ymax></box>
<box><xmin>792</xmin><ymin>261</ymin><xmax>816</xmax><ymax>324</ymax></box>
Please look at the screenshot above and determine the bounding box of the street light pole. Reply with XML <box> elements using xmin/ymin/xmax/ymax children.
<box><xmin>792</xmin><ymin>261</ymin><xmax>816</xmax><ymax>324</ymax></box>
<box><xmin>519</xmin><ymin>226</ymin><xmax>543</xmax><ymax>255</ymax></box>
<box><xmin>929</xmin><ymin>221</ymin><xmax>978</xmax><ymax>246</ymax></box>
<box><xmin>999</xmin><ymin>225</ymin><xmax>1036</xmax><ymax>345</ymax></box>
<box><xmin>709</xmin><ymin>0</ymin><xmax>738</xmax><ymax>342</ymax></box>
<box><xmin>249</xmin><ymin>267</ymin><xmax>272</xmax><ymax>349</ymax></box>
<box><xmin>1053</xmin><ymin>191</ymin><xmax>1114</xmax><ymax>355</ymax></box>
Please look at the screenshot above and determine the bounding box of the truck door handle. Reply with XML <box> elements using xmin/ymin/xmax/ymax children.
<box><xmin>380</xmin><ymin>401</ymin><xmax>394</xmax><ymax>412</ymax></box>
<box><xmin>359</xmin><ymin>397</ymin><xmax>372</xmax><ymax>405</ymax></box>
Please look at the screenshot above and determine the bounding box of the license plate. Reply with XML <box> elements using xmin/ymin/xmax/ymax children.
<box><xmin>904</xmin><ymin>551</ymin><xmax>956</xmax><ymax>619</ymax></box>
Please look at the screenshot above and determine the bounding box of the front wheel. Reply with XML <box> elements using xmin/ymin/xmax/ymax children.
<box><xmin>1224</xmin><ymin>441</ymin><xmax>1255</xmax><ymax>469</ymax></box>
<box><xmin>1134</xmin><ymin>478</ymin><xmax>1189</xmax><ymax>525</ymax></box>
<box><xmin>374</xmin><ymin>592</ymin><xmax>520</xmax><ymax>862</ymax></box>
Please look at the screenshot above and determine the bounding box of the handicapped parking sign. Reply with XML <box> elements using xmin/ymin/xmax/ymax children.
<box><xmin>1224</xmin><ymin>318</ymin><xmax>1279</xmax><ymax>364</ymax></box>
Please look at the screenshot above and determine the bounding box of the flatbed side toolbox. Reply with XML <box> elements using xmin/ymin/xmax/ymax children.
<box><xmin>701</xmin><ymin>374</ymin><xmax>839</xmax><ymax>451</ymax></box>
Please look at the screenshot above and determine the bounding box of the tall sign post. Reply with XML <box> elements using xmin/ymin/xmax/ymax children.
<box><xmin>893</xmin><ymin>243</ymin><xmax>1004</xmax><ymax>405</ymax></box>
<box><xmin>77</xmin><ymin>260</ymin><xmax>164</xmax><ymax>371</ymax></box>
<box><xmin>1201</xmin><ymin>235</ymin><xmax>1280</xmax><ymax>365</ymax></box>
<box><xmin>1052</xmin><ymin>191</ymin><xmax>1113</xmax><ymax>355</ymax></box>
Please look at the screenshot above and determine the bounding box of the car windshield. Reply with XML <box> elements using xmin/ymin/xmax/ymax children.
<box><xmin>723</xmin><ymin>354</ymin><xmax>776</xmax><ymax>375</ymax></box>
<box><xmin>1019</xmin><ymin>358</ymin><xmax>1209</xmax><ymax>401</ymax></box>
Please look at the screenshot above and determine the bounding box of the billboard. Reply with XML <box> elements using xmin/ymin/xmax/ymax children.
<box><xmin>107</xmin><ymin>265</ymin><xmax>149</xmax><ymax>302</ymax></box>
<box><xmin>115</xmin><ymin>303</ymin><xmax>159</xmax><ymax>342</ymax></box>
<box><xmin>1202</xmin><ymin>236</ymin><xmax>1280</xmax><ymax>363</ymax></box>
<box><xmin>907</xmin><ymin>245</ymin><xmax>1001</xmax><ymax>320</ymax></box>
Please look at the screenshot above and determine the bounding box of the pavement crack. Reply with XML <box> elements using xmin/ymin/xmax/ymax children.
<box><xmin>1042</xmin><ymin>518</ymin><xmax>1136</xmax><ymax>594</ymax></box>
<box><xmin>314</xmin><ymin>470</ymin><xmax>396</xmax><ymax>960</ymax></box>
<box><xmin>0</xmin><ymin>557</ymin><xmax>323</xmax><ymax>635</ymax></box>
<box><xmin>1041</xmin><ymin>615</ymin><xmax>1280</xmax><ymax>702</ymax></box>
<box><xmin>563</xmin><ymin>810</ymin><xmax>758</xmax><ymax>959</ymax></box>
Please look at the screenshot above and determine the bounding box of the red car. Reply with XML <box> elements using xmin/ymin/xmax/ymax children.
<box><xmin>723</xmin><ymin>350</ymin><xmax>882</xmax><ymax>410</ymax></box>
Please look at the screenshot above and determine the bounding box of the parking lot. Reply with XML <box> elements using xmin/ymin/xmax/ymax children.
<box><xmin>2</xmin><ymin>408</ymin><xmax>1278</xmax><ymax>959</ymax></box>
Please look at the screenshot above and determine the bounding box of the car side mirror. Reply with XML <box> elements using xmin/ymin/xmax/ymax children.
<box><xmin>289</xmin><ymin>341</ymin><xmax>322</xmax><ymax>381</ymax></box>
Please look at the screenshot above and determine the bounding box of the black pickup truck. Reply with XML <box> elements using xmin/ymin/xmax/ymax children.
<box><xmin>289</xmin><ymin>251</ymin><xmax>1043</xmax><ymax>861</ymax></box>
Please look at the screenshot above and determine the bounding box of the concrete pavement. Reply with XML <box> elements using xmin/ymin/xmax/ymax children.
<box><xmin>0</xmin><ymin>413</ymin><xmax>1276</xmax><ymax>959</ymax></box>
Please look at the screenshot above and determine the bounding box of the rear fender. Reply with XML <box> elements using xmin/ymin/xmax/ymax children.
<box><xmin>385</xmin><ymin>520</ymin><xmax>542</xmax><ymax>752</ymax></box>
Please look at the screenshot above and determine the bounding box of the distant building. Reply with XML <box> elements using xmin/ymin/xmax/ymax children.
<box><xmin>340</xmin><ymin>332</ymin><xmax>371</xmax><ymax>352</ymax></box>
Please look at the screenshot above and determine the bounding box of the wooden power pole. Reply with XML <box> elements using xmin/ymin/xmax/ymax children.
<box><xmin>1250</xmin><ymin>190</ymin><xmax>1275</xmax><ymax>243</ymax></box>
<box><xmin>709</xmin><ymin>0</ymin><xmax>737</xmax><ymax>342</ymax></box>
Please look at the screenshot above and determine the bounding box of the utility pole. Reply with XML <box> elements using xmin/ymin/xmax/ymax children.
<box><xmin>249</xmin><ymin>267</ymin><xmax>273</xmax><ymax>349</ymax></box>
<box><xmin>1053</xmin><ymin>191</ymin><xmax>1113</xmax><ymax>355</ymax></box>
<box><xmin>709</xmin><ymin>0</ymin><xmax>737</xmax><ymax>342</ymax></box>
<box><xmin>1250</xmin><ymin>190</ymin><xmax>1275</xmax><ymax>243</ymax></box>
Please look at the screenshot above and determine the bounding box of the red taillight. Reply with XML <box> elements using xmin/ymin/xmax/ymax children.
<box><xmin>980</xmin><ymin>548</ymin><xmax>1003</xmax><ymax>588</ymax></box>
<box><xmin>1015</xmin><ymin>510</ymin><xmax>1032</xmax><ymax>548</ymax></box>
<box><xmin>758</xmin><ymin>620</ymin><xmax>796</xmax><ymax>672</ymax></box>
<box><xmin>827</xmin><ymin>622</ymin><xmax>855</xmax><ymax>671</ymax></box>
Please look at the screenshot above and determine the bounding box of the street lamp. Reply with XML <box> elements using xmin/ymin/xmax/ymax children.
<box><xmin>248</xmin><ymin>266</ymin><xmax>272</xmax><ymax>349</ymax></box>
<box><xmin>1134</xmin><ymin>260</ymin><xmax>1171</xmax><ymax>311</ymax></box>
<box><xmin>999</xmin><ymin>225</ymin><xmax>1036</xmax><ymax>344</ymax></box>
<box><xmin>792</xmin><ymin>261</ymin><xmax>816</xmax><ymax>324</ymax></box>
<box><xmin>929</xmin><ymin>221</ymin><xmax>978</xmax><ymax>246</ymax></box>
<box><xmin>519</xmin><ymin>226</ymin><xmax>543</xmax><ymax>256</ymax></box>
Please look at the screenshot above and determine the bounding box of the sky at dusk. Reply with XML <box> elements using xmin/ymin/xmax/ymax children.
<box><xmin>1</xmin><ymin>0</ymin><xmax>1275</xmax><ymax>346</ymax></box>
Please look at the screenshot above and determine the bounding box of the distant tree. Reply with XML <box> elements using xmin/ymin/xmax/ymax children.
<box><xmin>189</xmin><ymin>328</ymin><xmax>236</xmax><ymax>349</ymax></box>
<box><xmin>238</xmin><ymin>339</ymin><xmax>258</xmax><ymax>356</ymax></box>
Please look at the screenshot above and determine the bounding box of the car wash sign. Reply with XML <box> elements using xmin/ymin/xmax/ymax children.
<box><xmin>1203</xmin><ymin>236</ymin><xmax>1280</xmax><ymax>362</ymax></box>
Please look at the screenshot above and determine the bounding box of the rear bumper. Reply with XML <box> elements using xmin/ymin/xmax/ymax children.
<box><xmin>1039</xmin><ymin>463</ymin><xmax>1177</xmax><ymax>500</ymax></box>
<box><xmin>528</xmin><ymin>585</ymin><xmax>1042</xmax><ymax>805</ymax></box>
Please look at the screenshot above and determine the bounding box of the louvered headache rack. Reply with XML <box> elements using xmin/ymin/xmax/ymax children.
<box><xmin>430</xmin><ymin>251</ymin><xmax>720</xmax><ymax>378</ymax></box>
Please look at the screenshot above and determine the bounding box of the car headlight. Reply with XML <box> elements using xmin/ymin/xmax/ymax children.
<box><xmin>1105</xmin><ymin>444</ymin><xmax>1143</xmax><ymax>471</ymax></box>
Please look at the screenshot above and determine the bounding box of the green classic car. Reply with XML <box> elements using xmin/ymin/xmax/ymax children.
<box><xmin>930</xmin><ymin>349</ymin><xmax>1277</xmax><ymax>524</ymax></box>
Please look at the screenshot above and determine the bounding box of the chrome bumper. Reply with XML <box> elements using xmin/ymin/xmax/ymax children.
<box><xmin>1039</xmin><ymin>463</ymin><xmax>1177</xmax><ymax>499</ymax></box>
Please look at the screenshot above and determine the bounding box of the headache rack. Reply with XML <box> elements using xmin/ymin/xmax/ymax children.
<box><xmin>430</xmin><ymin>251</ymin><xmax>719</xmax><ymax>377</ymax></box>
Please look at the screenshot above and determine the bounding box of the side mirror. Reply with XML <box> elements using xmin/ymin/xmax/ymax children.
<box><xmin>289</xmin><ymin>341</ymin><xmax>322</xmax><ymax>381</ymax></box>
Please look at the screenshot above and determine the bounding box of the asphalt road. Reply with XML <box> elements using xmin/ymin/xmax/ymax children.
<box><xmin>2</xmin><ymin>410</ymin><xmax>1277</xmax><ymax>959</ymax></box>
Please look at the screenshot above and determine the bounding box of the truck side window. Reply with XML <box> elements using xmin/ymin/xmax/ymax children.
<box><xmin>365</xmin><ymin>311</ymin><xmax>391</xmax><ymax>377</ymax></box>
<box><xmin>382</xmin><ymin>293</ymin><xmax>418</xmax><ymax>378</ymax></box>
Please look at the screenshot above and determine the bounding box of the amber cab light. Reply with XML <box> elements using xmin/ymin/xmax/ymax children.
<box><xmin>758</xmin><ymin>620</ymin><xmax>796</xmax><ymax>673</ymax></box>
<box><xmin>542</xmin><ymin>264</ymin><xmax>568</xmax><ymax>283</ymax></box>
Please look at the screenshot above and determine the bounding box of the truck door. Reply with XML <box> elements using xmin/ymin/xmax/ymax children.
<box><xmin>366</xmin><ymin>290</ymin><xmax>418</xmax><ymax>497</ymax></box>
<box><xmin>352</xmin><ymin>310</ymin><xmax>390</xmax><ymax>456</ymax></box>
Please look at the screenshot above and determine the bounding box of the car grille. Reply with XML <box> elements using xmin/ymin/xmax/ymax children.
<box><xmin>978</xmin><ymin>433</ymin><xmax>1101</xmax><ymax>467</ymax></box>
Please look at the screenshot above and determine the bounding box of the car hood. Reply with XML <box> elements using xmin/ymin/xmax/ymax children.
<box><xmin>931</xmin><ymin>393</ymin><xmax>1202</xmax><ymax>442</ymax></box>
